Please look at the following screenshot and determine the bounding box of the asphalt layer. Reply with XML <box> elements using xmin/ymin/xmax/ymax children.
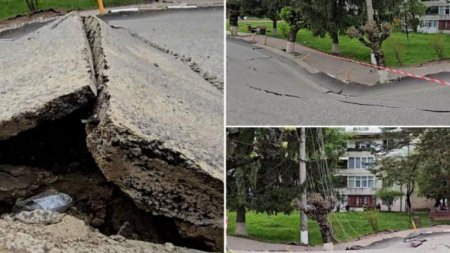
<box><xmin>227</xmin><ymin>38</ymin><xmax>450</xmax><ymax>126</ymax></box>
<box><xmin>106</xmin><ymin>8</ymin><xmax>224</xmax><ymax>84</ymax></box>
<box><xmin>0</xmin><ymin>21</ymin><xmax>50</xmax><ymax>39</ymax></box>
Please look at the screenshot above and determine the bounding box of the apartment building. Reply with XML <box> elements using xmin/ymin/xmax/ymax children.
<box><xmin>335</xmin><ymin>127</ymin><xmax>434</xmax><ymax>212</ymax></box>
<box><xmin>335</xmin><ymin>127</ymin><xmax>381</xmax><ymax>210</ymax></box>
<box><xmin>418</xmin><ymin>0</ymin><xmax>450</xmax><ymax>33</ymax></box>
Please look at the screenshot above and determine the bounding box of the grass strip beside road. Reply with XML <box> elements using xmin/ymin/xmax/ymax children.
<box><xmin>227</xmin><ymin>20</ymin><xmax>450</xmax><ymax>67</ymax></box>
<box><xmin>227</xmin><ymin>211</ymin><xmax>450</xmax><ymax>246</ymax></box>
<box><xmin>0</xmin><ymin>0</ymin><xmax>149</xmax><ymax>20</ymax></box>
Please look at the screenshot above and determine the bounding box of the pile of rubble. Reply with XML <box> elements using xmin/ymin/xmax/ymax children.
<box><xmin>0</xmin><ymin>209</ymin><xmax>206</xmax><ymax>253</ymax></box>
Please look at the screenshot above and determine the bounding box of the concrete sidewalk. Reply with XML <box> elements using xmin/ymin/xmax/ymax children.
<box><xmin>227</xmin><ymin>225</ymin><xmax>450</xmax><ymax>252</ymax></box>
<box><xmin>78</xmin><ymin>0</ymin><xmax>223</xmax><ymax>16</ymax></box>
<box><xmin>234</xmin><ymin>33</ymin><xmax>450</xmax><ymax>86</ymax></box>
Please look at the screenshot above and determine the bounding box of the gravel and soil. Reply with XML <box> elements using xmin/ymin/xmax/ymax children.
<box><xmin>0</xmin><ymin>210</ymin><xmax>207</xmax><ymax>253</ymax></box>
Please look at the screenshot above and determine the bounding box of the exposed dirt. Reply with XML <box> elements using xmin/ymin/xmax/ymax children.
<box><xmin>0</xmin><ymin>107</ymin><xmax>213</xmax><ymax>251</ymax></box>
<box><xmin>0</xmin><ymin>210</ymin><xmax>206</xmax><ymax>253</ymax></box>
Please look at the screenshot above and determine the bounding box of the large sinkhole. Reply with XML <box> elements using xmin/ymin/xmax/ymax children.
<box><xmin>0</xmin><ymin>107</ymin><xmax>208</xmax><ymax>251</ymax></box>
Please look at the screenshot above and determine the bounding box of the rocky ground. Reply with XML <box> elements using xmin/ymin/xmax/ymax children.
<box><xmin>0</xmin><ymin>210</ymin><xmax>206</xmax><ymax>253</ymax></box>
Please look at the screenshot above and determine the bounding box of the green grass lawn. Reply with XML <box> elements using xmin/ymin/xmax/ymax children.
<box><xmin>0</xmin><ymin>0</ymin><xmax>149</xmax><ymax>20</ymax></box>
<box><xmin>227</xmin><ymin>211</ymin><xmax>450</xmax><ymax>246</ymax></box>
<box><xmin>227</xmin><ymin>19</ymin><xmax>450</xmax><ymax>67</ymax></box>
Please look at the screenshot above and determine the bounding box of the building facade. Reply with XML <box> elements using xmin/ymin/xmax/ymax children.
<box><xmin>418</xmin><ymin>0</ymin><xmax>450</xmax><ymax>33</ymax></box>
<box><xmin>335</xmin><ymin>127</ymin><xmax>435</xmax><ymax>212</ymax></box>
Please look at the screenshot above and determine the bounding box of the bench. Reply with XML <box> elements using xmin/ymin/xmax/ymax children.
<box><xmin>429</xmin><ymin>211</ymin><xmax>450</xmax><ymax>226</ymax></box>
<box><xmin>247</xmin><ymin>25</ymin><xmax>267</xmax><ymax>35</ymax></box>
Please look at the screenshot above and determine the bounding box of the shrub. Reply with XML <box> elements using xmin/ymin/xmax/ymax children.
<box><xmin>364</xmin><ymin>210</ymin><xmax>380</xmax><ymax>232</ymax></box>
<box><xmin>278</xmin><ymin>22</ymin><xmax>290</xmax><ymax>39</ymax></box>
<box><xmin>376</xmin><ymin>188</ymin><xmax>403</xmax><ymax>212</ymax></box>
<box><xmin>431</xmin><ymin>33</ymin><xmax>445</xmax><ymax>60</ymax></box>
<box><xmin>391</xmin><ymin>39</ymin><xmax>405</xmax><ymax>65</ymax></box>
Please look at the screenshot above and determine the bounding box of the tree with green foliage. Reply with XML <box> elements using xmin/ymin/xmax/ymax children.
<box><xmin>414</xmin><ymin>128</ymin><xmax>450</xmax><ymax>208</ymax></box>
<box><xmin>375</xmin><ymin>128</ymin><xmax>423</xmax><ymax>213</ymax></box>
<box><xmin>280</xmin><ymin>5</ymin><xmax>305</xmax><ymax>53</ymax></box>
<box><xmin>299</xmin><ymin>0</ymin><xmax>360</xmax><ymax>54</ymax></box>
<box><xmin>238</xmin><ymin>0</ymin><xmax>289</xmax><ymax>36</ymax></box>
<box><xmin>226</xmin><ymin>128</ymin><xmax>258</xmax><ymax>235</ymax></box>
<box><xmin>376</xmin><ymin>188</ymin><xmax>403</xmax><ymax>212</ymax></box>
<box><xmin>374</xmin><ymin>155</ymin><xmax>420</xmax><ymax>214</ymax></box>
<box><xmin>402</xmin><ymin>0</ymin><xmax>426</xmax><ymax>33</ymax></box>
<box><xmin>347</xmin><ymin>0</ymin><xmax>403</xmax><ymax>66</ymax></box>
<box><xmin>227</xmin><ymin>128</ymin><xmax>348</xmax><ymax>245</ymax></box>
<box><xmin>262</xmin><ymin>0</ymin><xmax>290</xmax><ymax>35</ymax></box>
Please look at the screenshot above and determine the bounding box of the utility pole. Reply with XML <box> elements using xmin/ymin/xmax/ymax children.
<box><xmin>366</xmin><ymin>0</ymin><xmax>374</xmax><ymax>22</ymax></box>
<box><xmin>299</xmin><ymin>127</ymin><xmax>308</xmax><ymax>245</ymax></box>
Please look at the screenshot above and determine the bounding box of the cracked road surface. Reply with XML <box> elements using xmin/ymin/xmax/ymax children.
<box><xmin>227</xmin><ymin>38</ymin><xmax>450</xmax><ymax>125</ymax></box>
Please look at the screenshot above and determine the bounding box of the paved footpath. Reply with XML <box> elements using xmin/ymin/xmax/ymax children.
<box><xmin>227</xmin><ymin>225</ymin><xmax>450</xmax><ymax>252</ymax></box>
<box><xmin>236</xmin><ymin>34</ymin><xmax>450</xmax><ymax>86</ymax></box>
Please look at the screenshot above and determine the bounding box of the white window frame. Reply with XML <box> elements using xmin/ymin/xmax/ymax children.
<box><xmin>348</xmin><ymin>156</ymin><xmax>375</xmax><ymax>169</ymax></box>
<box><xmin>348</xmin><ymin>176</ymin><xmax>375</xmax><ymax>189</ymax></box>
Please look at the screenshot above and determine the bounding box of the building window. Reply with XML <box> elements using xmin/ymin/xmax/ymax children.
<box><xmin>355</xmin><ymin>157</ymin><xmax>361</xmax><ymax>169</ymax></box>
<box><xmin>352</xmin><ymin>127</ymin><xmax>369</xmax><ymax>132</ymax></box>
<box><xmin>348</xmin><ymin>176</ymin><xmax>375</xmax><ymax>189</ymax></box>
<box><xmin>439</xmin><ymin>6</ymin><xmax>450</xmax><ymax>15</ymax></box>
<box><xmin>349</xmin><ymin>157</ymin><xmax>355</xmax><ymax>169</ymax></box>
<box><xmin>348</xmin><ymin>176</ymin><xmax>355</xmax><ymax>188</ymax></box>
<box><xmin>355</xmin><ymin>141</ymin><xmax>373</xmax><ymax>149</ymax></box>
<box><xmin>348</xmin><ymin>156</ymin><xmax>375</xmax><ymax>169</ymax></box>
<box><xmin>426</xmin><ymin>6</ymin><xmax>439</xmax><ymax>15</ymax></box>
<box><xmin>421</xmin><ymin>20</ymin><xmax>438</xmax><ymax>28</ymax></box>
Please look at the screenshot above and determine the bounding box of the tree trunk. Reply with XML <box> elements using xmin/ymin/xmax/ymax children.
<box><xmin>412</xmin><ymin>14</ymin><xmax>418</xmax><ymax>33</ymax></box>
<box><xmin>319</xmin><ymin>221</ymin><xmax>333</xmax><ymax>243</ymax></box>
<box><xmin>373</xmin><ymin>46</ymin><xmax>386</xmax><ymax>67</ymax></box>
<box><xmin>286</xmin><ymin>28</ymin><xmax>299</xmax><ymax>53</ymax></box>
<box><xmin>235</xmin><ymin>204</ymin><xmax>247</xmax><ymax>236</ymax></box>
<box><xmin>373</xmin><ymin>43</ymin><xmax>389</xmax><ymax>83</ymax></box>
<box><xmin>272</xmin><ymin>19</ymin><xmax>278</xmax><ymax>36</ymax></box>
<box><xmin>406</xmin><ymin>194</ymin><xmax>412</xmax><ymax>214</ymax></box>
<box><xmin>331</xmin><ymin>31</ymin><xmax>340</xmax><ymax>54</ymax></box>
<box><xmin>230</xmin><ymin>15</ymin><xmax>239</xmax><ymax>36</ymax></box>
<box><xmin>434</xmin><ymin>199</ymin><xmax>440</xmax><ymax>210</ymax></box>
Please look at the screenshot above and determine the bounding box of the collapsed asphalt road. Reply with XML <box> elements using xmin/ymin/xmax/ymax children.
<box><xmin>105</xmin><ymin>8</ymin><xmax>224</xmax><ymax>90</ymax></box>
<box><xmin>0</xmin><ymin>13</ymin><xmax>223</xmax><ymax>252</ymax></box>
<box><xmin>227</xmin><ymin>38</ymin><xmax>450</xmax><ymax>125</ymax></box>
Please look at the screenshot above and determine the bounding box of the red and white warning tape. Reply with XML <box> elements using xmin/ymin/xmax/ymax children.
<box><xmin>255</xmin><ymin>36</ymin><xmax>450</xmax><ymax>87</ymax></box>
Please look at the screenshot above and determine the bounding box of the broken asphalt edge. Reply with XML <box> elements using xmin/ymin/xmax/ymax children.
<box><xmin>0</xmin><ymin>13</ymin><xmax>97</xmax><ymax>140</ymax></box>
<box><xmin>228</xmin><ymin>34</ymin><xmax>450</xmax><ymax>90</ymax></box>
<box><xmin>0</xmin><ymin>13</ymin><xmax>223</xmax><ymax>251</ymax></box>
<box><xmin>82</xmin><ymin>15</ymin><xmax>223</xmax><ymax>250</ymax></box>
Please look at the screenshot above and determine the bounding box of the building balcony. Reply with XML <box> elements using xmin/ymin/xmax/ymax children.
<box><xmin>337</xmin><ymin>187</ymin><xmax>378</xmax><ymax>196</ymax></box>
<box><xmin>421</xmin><ymin>14</ymin><xmax>450</xmax><ymax>20</ymax></box>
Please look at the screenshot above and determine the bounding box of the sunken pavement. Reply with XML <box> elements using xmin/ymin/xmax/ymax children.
<box><xmin>0</xmin><ymin>13</ymin><xmax>223</xmax><ymax>251</ymax></box>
